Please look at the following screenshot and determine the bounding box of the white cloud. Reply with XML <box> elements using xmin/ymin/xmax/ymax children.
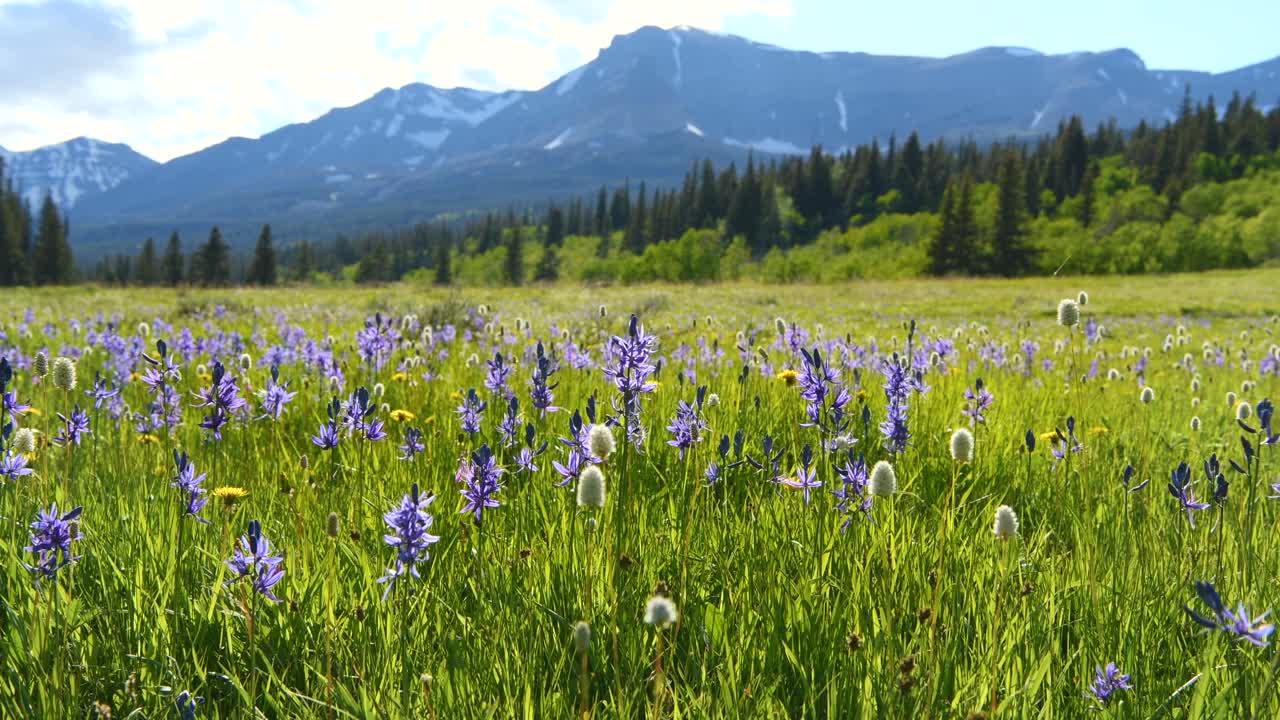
<box><xmin>0</xmin><ymin>0</ymin><xmax>792</xmax><ymax>161</ymax></box>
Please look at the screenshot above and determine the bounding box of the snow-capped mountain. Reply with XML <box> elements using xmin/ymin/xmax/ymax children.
<box><xmin>37</xmin><ymin>26</ymin><xmax>1280</xmax><ymax>253</ymax></box>
<box><xmin>0</xmin><ymin>137</ymin><xmax>157</xmax><ymax>210</ymax></box>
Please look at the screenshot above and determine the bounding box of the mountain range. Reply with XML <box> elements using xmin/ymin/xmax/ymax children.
<box><xmin>4</xmin><ymin>25</ymin><xmax>1279</xmax><ymax>256</ymax></box>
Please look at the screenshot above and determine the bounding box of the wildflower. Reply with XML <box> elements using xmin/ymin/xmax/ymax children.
<box><xmin>993</xmin><ymin>505</ymin><xmax>1018</xmax><ymax>539</ymax></box>
<box><xmin>192</xmin><ymin>361</ymin><xmax>247</xmax><ymax>440</ymax></box>
<box><xmin>13</xmin><ymin>427</ymin><xmax>37</xmax><ymax>454</ymax></box>
<box><xmin>256</xmin><ymin>366</ymin><xmax>298</xmax><ymax>421</ymax></box>
<box><xmin>456</xmin><ymin>388</ymin><xmax>486</xmax><ymax>435</ymax></box>
<box><xmin>53</xmin><ymin>406</ymin><xmax>91</xmax><ymax>446</ymax></box>
<box><xmin>311</xmin><ymin>420</ymin><xmax>340</xmax><ymax>450</ymax></box>
<box><xmin>1168</xmin><ymin>462</ymin><xmax>1210</xmax><ymax>528</ymax></box>
<box><xmin>378</xmin><ymin>483</ymin><xmax>441</xmax><ymax>600</ymax></box>
<box><xmin>389</xmin><ymin>409</ymin><xmax>415</xmax><ymax>423</ymax></box>
<box><xmin>529</xmin><ymin>342</ymin><xmax>561</xmax><ymax>416</ymax></box>
<box><xmin>24</xmin><ymin>503</ymin><xmax>83</xmax><ymax>582</ymax></box>
<box><xmin>459</xmin><ymin>444</ymin><xmax>504</xmax><ymax>527</ymax></box>
<box><xmin>399</xmin><ymin>426</ymin><xmax>425</xmax><ymax>461</ymax></box>
<box><xmin>950</xmin><ymin>428</ymin><xmax>974</xmax><ymax>463</ymax></box>
<box><xmin>796</xmin><ymin>347</ymin><xmax>851</xmax><ymax>436</ymax></box>
<box><xmin>573</xmin><ymin>621</ymin><xmax>591</xmax><ymax>653</ymax></box>
<box><xmin>781</xmin><ymin>444</ymin><xmax>823</xmax><ymax>505</ymax></box>
<box><xmin>776</xmin><ymin>369</ymin><xmax>800</xmax><ymax>386</ymax></box>
<box><xmin>1057</xmin><ymin>299</ymin><xmax>1079</xmax><ymax>327</ymax></box>
<box><xmin>1088</xmin><ymin>662</ymin><xmax>1132</xmax><ymax>708</ymax></box>
<box><xmin>644</xmin><ymin>596</ymin><xmax>679</xmax><ymax>627</ymax></box>
<box><xmin>172</xmin><ymin>450</ymin><xmax>210</xmax><ymax>525</ymax></box>
<box><xmin>1185</xmin><ymin>581</ymin><xmax>1274</xmax><ymax>647</ymax></box>
<box><xmin>576</xmin><ymin>465</ymin><xmax>606</xmax><ymax>508</ymax></box>
<box><xmin>85</xmin><ymin>373</ymin><xmax>119</xmax><ymax>409</ymax></box>
<box><xmin>51</xmin><ymin>356</ymin><xmax>77</xmax><ymax>391</ymax></box>
<box><xmin>225</xmin><ymin>520</ymin><xmax>285</xmax><ymax>603</ymax></box>
<box><xmin>601</xmin><ymin>315</ymin><xmax>657</xmax><ymax>439</ymax></box>
<box><xmin>484</xmin><ymin>351</ymin><xmax>513</xmax><ymax>398</ymax></box>
<box><xmin>880</xmin><ymin>355</ymin><xmax>912</xmax><ymax>455</ymax></box>
<box><xmin>962</xmin><ymin>378</ymin><xmax>994</xmax><ymax>426</ymax></box>
<box><xmin>174</xmin><ymin>691</ymin><xmax>204</xmax><ymax>720</ymax></box>
<box><xmin>833</xmin><ymin>451</ymin><xmax>874</xmax><ymax>529</ymax></box>
<box><xmin>870</xmin><ymin>460</ymin><xmax>897</xmax><ymax>497</ymax></box>
<box><xmin>1</xmin><ymin>451</ymin><xmax>33</xmax><ymax>482</ymax></box>
<box><xmin>553</xmin><ymin>449</ymin><xmax>586</xmax><ymax>487</ymax></box>
<box><xmin>666</xmin><ymin>389</ymin><xmax>708</xmax><ymax>460</ymax></box>
<box><xmin>212</xmin><ymin>486</ymin><xmax>249</xmax><ymax>509</ymax></box>
<box><xmin>588</xmin><ymin>424</ymin><xmax>616</xmax><ymax>460</ymax></box>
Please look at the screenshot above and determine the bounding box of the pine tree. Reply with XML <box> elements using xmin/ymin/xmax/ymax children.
<box><xmin>201</xmin><ymin>226</ymin><xmax>231</xmax><ymax>286</ymax></box>
<box><xmin>927</xmin><ymin>181</ymin><xmax>958</xmax><ymax>275</ymax></box>
<box><xmin>32</xmin><ymin>193</ymin><xmax>65</xmax><ymax>285</ymax></box>
<box><xmin>991</xmin><ymin>154</ymin><xmax>1034</xmax><ymax>277</ymax></box>
<box><xmin>625</xmin><ymin>182</ymin><xmax>647</xmax><ymax>254</ymax></box>
<box><xmin>545</xmin><ymin>207</ymin><xmax>565</xmax><ymax>247</ymax></box>
<box><xmin>952</xmin><ymin>177</ymin><xmax>980</xmax><ymax>274</ymax></box>
<box><xmin>136</xmin><ymin>237</ymin><xmax>159</xmax><ymax>285</ymax></box>
<box><xmin>503</xmin><ymin>228</ymin><xmax>524</xmax><ymax>285</ymax></box>
<box><xmin>433</xmin><ymin>237</ymin><xmax>452</xmax><ymax>285</ymax></box>
<box><xmin>247</xmin><ymin>224</ymin><xmax>278</xmax><ymax>285</ymax></box>
<box><xmin>0</xmin><ymin>197</ymin><xmax>20</xmax><ymax>286</ymax></box>
<box><xmin>534</xmin><ymin>242</ymin><xmax>559</xmax><ymax>282</ymax></box>
<box><xmin>163</xmin><ymin>232</ymin><xmax>184</xmax><ymax>286</ymax></box>
<box><xmin>1078</xmin><ymin>161</ymin><xmax>1099</xmax><ymax>228</ymax></box>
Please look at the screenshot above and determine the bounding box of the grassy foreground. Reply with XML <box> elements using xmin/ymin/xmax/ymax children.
<box><xmin>1</xmin><ymin>271</ymin><xmax>1279</xmax><ymax>718</ymax></box>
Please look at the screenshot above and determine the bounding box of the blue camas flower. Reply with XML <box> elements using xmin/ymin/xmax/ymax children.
<box><xmin>1168</xmin><ymin>462</ymin><xmax>1210</xmax><ymax>527</ymax></box>
<box><xmin>172</xmin><ymin>450</ymin><xmax>210</xmax><ymax>525</ymax></box>
<box><xmin>459</xmin><ymin>444</ymin><xmax>504</xmax><ymax>527</ymax></box>
<box><xmin>781</xmin><ymin>443</ymin><xmax>822</xmax><ymax>505</ymax></box>
<box><xmin>457</xmin><ymin>388</ymin><xmax>486</xmax><ymax>435</ymax></box>
<box><xmin>24</xmin><ymin>503</ymin><xmax>82</xmax><ymax>583</ymax></box>
<box><xmin>225</xmin><ymin>519</ymin><xmax>285</xmax><ymax>603</ymax></box>
<box><xmin>53</xmin><ymin>405</ymin><xmax>91</xmax><ymax>446</ymax></box>
<box><xmin>1185</xmin><ymin>581</ymin><xmax>1274</xmax><ymax>647</ymax></box>
<box><xmin>1088</xmin><ymin>662</ymin><xmax>1133</xmax><ymax>707</ymax></box>
<box><xmin>378</xmin><ymin>483</ymin><xmax>441</xmax><ymax>600</ymax></box>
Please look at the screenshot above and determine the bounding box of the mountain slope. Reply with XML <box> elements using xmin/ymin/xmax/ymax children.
<box><xmin>0</xmin><ymin>137</ymin><xmax>157</xmax><ymax>210</ymax></box>
<box><xmin>50</xmin><ymin>26</ymin><xmax>1280</xmax><ymax>253</ymax></box>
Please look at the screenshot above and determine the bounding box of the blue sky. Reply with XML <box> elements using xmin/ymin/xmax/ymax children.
<box><xmin>725</xmin><ymin>0</ymin><xmax>1279</xmax><ymax>73</ymax></box>
<box><xmin>1</xmin><ymin>0</ymin><xmax>1275</xmax><ymax>161</ymax></box>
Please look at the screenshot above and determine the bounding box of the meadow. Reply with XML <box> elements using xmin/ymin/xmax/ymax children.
<box><xmin>1</xmin><ymin>269</ymin><xmax>1279</xmax><ymax>719</ymax></box>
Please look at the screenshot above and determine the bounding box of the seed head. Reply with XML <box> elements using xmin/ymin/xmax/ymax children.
<box><xmin>1191</xmin><ymin>416</ymin><xmax>1201</xmax><ymax>431</ymax></box>
<box><xmin>1057</xmin><ymin>299</ymin><xmax>1079</xmax><ymax>327</ymax></box>
<box><xmin>993</xmin><ymin>505</ymin><xmax>1019</xmax><ymax>539</ymax></box>
<box><xmin>1227</xmin><ymin>391</ymin><xmax>1238</xmax><ymax>407</ymax></box>
<box><xmin>949</xmin><ymin>428</ymin><xmax>974</xmax><ymax>463</ymax></box>
<box><xmin>1077</xmin><ymin>291</ymin><xmax>1089</xmax><ymax>306</ymax></box>
<box><xmin>1237</xmin><ymin>402</ymin><xmax>1253</xmax><ymax>421</ymax></box>
<box><xmin>1140</xmin><ymin>386</ymin><xmax>1155</xmax><ymax>404</ymax></box>
<box><xmin>588</xmin><ymin>424</ymin><xmax>616</xmax><ymax>460</ymax></box>
<box><xmin>573</xmin><ymin>621</ymin><xmax>591</xmax><ymax>653</ymax></box>
<box><xmin>33</xmin><ymin>351</ymin><xmax>49</xmax><ymax>377</ymax></box>
<box><xmin>576</xmin><ymin>465</ymin><xmax>606</xmax><ymax>508</ymax></box>
<box><xmin>373</xmin><ymin>382</ymin><xmax>385</xmax><ymax>398</ymax></box>
<box><xmin>774</xmin><ymin>317</ymin><xmax>786</xmax><ymax>335</ymax></box>
<box><xmin>51</xmin><ymin>356</ymin><xmax>77</xmax><ymax>391</ymax></box>
<box><xmin>238</xmin><ymin>353</ymin><xmax>252</xmax><ymax>371</ymax></box>
<box><xmin>1107</xmin><ymin>368</ymin><xmax>1121</xmax><ymax>381</ymax></box>
<box><xmin>644</xmin><ymin>595</ymin><xmax>678</xmax><ymax>628</ymax></box>
<box><xmin>870</xmin><ymin>460</ymin><xmax>897</xmax><ymax>497</ymax></box>
<box><xmin>326</xmin><ymin>512</ymin><xmax>341</xmax><ymax>538</ymax></box>
<box><xmin>13</xmin><ymin>428</ymin><xmax>37</xmax><ymax>454</ymax></box>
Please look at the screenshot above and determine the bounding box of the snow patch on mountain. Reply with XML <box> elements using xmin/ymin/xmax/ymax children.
<box><xmin>685</xmin><ymin>123</ymin><xmax>704</xmax><ymax>137</ymax></box>
<box><xmin>1096</xmin><ymin>68</ymin><xmax>1111</xmax><ymax>81</ymax></box>
<box><xmin>544</xmin><ymin>128</ymin><xmax>572</xmax><ymax>150</ymax></box>
<box><xmin>723</xmin><ymin>137</ymin><xmax>807</xmax><ymax>155</ymax></box>
<box><xmin>1117</xmin><ymin>89</ymin><xmax>1128</xmax><ymax>105</ymax></box>
<box><xmin>670</xmin><ymin>30</ymin><xmax>684</xmax><ymax>87</ymax></box>
<box><xmin>1005</xmin><ymin>47</ymin><xmax>1042</xmax><ymax>57</ymax></box>
<box><xmin>834</xmin><ymin>90</ymin><xmax>847</xmax><ymax>132</ymax></box>
<box><xmin>556</xmin><ymin>66</ymin><xmax>586</xmax><ymax>96</ymax></box>
<box><xmin>414</xmin><ymin>90</ymin><xmax>522</xmax><ymax>126</ymax></box>
<box><xmin>385</xmin><ymin>114</ymin><xmax>404</xmax><ymax>138</ymax></box>
<box><xmin>406</xmin><ymin>129</ymin><xmax>450</xmax><ymax>150</ymax></box>
<box><xmin>325</xmin><ymin>173</ymin><xmax>351</xmax><ymax>184</ymax></box>
<box><xmin>1031</xmin><ymin>106</ymin><xmax>1047</xmax><ymax>129</ymax></box>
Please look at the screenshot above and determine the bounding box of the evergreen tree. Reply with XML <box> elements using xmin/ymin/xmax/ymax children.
<box><xmin>163</xmin><ymin>232</ymin><xmax>184</xmax><ymax>286</ymax></box>
<box><xmin>991</xmin><ymin>154</ymin><xmax>1034</xmax><ymax>277</ymax></box>
<box><xmin>927</xmin><ymin>181</ymin><xmax>958</xmax><ymax>275</ymax></box>
<box><xmin>625</xmin><ymin>182</ymin><xmax>648</xmax><ymax>254</ymax></box>
<box><xmin>433</xmin><ymin>237</ymin><xmax>452</xmax><ymax>285</ymax></box>
<box><xmin>136</xmin><ymin>237</ymin><xmax>159</xmax><ymax>285</ymax></box>
<box><xmin>32</xmin><ymin>193</ymin><xmax>66</xmax><ymax>285</ymax></box>
<box><xmin>545</xmin><ymin>207</ymin><xmax>565</xmax><ymax>247</ymax></box>
<box><xmin>1078</xmin><ymin>161</ymin><xmax>1099</xmax><ymax>228</ymax></box>
<box><xmin>952</xmin><ymin>177</ymin><xmax>980</xmax><ymax>274</ymax></box>
<box><xmin>0</xmin><ymin>196</ymin><xmax>20</xmax><ymax>286</ymax></box>
<box><xmin>200</xmin><ymin>226</ymin><xmax>231</xmax><ymax>286</ymax></box>
<box><xmin>247</xmin><ymin>224</ymin><xmax>278</xmax><ymax>285</ymax></box>
<box><xmin>534</xmin><ymin>243</ymin><xmax>559</xmax><ymax>282</ymax></box>
<box><xmin>503</xmin><ymin>228</ymin><xmax>524</xmax><ymax>285</ymax></box>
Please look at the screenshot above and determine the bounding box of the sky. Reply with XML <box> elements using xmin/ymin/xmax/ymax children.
<box><xmin>1</xmin><ymin>0</ymin><xmax>1276</xmax><ymax>162</ymax></box>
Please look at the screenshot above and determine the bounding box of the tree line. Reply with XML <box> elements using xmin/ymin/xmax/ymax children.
<box><xmin>0</xmin><ymin>159</ymin><xmax>74</xmax><ymax>286</ymax></box>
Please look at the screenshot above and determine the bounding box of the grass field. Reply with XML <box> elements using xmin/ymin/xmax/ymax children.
<box><xmin>1</xmin><ymin>270</ymin><xmax>1279</xmax><ymax>718</ymax></box>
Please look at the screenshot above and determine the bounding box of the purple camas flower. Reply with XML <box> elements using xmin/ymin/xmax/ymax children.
<box><xmin>456</xmin><ymin>388</ymin><xmax>486</xmax><ymax>435</ymax></box>
<box><xmin>796</xmin><ymin>348</ymin><xmax>851</xmax><ymax>437</ymax></box>
<box><xmin>24</xmin><ymin>503</ymin><xmax>82</xmax><ymax>583</ymax></box>
<box><xmin>666</xmin><ymin>387</ymin><xmax>708</xmax><ymax>460</ymax></box>
<box><xmin>498</xmin><ymin>397</ymin><xmax>522</xmax><ymax>447</ymax></box>
<box><xmin>517</xmin><ymin>422</ymin><xmax>548</xmax><ymax>473</ymax></box>
<box><xmin>192</xmin><ymin>361</ymin><xmax>246</xmax><ymax>440</ymax></box>
<box><xmin>311</xmin><ymin>420</ymin><xmax>340</xmax><ymax>450</ymax></box>
<box><xmin>484</xmin><ymin>351</ymin><xmax>513</xmax><ymax>399</ymax></box>
<box><xmin>225</xmin><ymin>519</ymin><xmax>285</xmax><ymax>603</ymax></box>
<box><xmin>529</xmin><ymin>342</ymin><xmax>560</xmax><ymax>417</ymax></box>
<box><xmin>962</xmin><ymin>378</ymin><xmax>994</xmax><ymax>426</ymax></box>
<box><xmin>172</xmin><ymin>450</ymin><xmax>210</xmax><ymax>525</ymax></box>
<box><xmin>781</xmin><ymin>443</ymin><xmax>822</xmax><ymax>505</ymax></box>
<box><xmin>1</xmin><ymin>450</ymin><xmax>33</xmax><ymax>481</ymax></box>
<box><xmin>378</xmin><ymin>482</ymin><xmax>441</xmax><ymax>600</ymax></box>
<box><xmin>833</xmin><ymin>450</ymin><xmax>873</xmax><ymax>530</ymax></box>
<box><xmin>1088</xmin><ymin>662</ymin><xmax>1133</xmax><ymax>707</ymax></box>
<box><xmin>399</xmin><ymin>426</ymin><xmax>425</xmax><ymax>461</ymax></box>
<box><xmin>175</xmin><ymin>691</ymin><xmax>204</xmax><ymax>720</ymax></box>
<box><xmin>1168</xmin><ymin>462</ymin><xmax>1210</xmax><ymax>527</ymax></box>
<box><xmin>459</xmin><ymin>444</ymin><xmax>504</xmax><ymax>527</ymax></box>
<box><xmin>54</xmin><ymin>405</ymin><xmax>91</xmax><ymax>446</ymax></box>
<box><xmin>880</xmin><ymin>355</ymin><xmax>911</xmax><ymax>455</ymax></box>
<box><xmin>1185</xmin><ymin>581</ymin><xmax>1274</xmax><ymax>647</ymax></box>
<box><xmin>84</xmin><ymin>372</ymin><xmax>119</xmax><ymax>409</ymax></box>
<box><xmin>602</xmin><ymin>315</ymin><xmax>658</xmax><ymax>443</ymax></box>
<box><xmin>256</xmin><ymin>365</ymin><xmax>298</xmax><ymax>421</ymax></box>
<box><xmin>355</xmin><ymin>313</ymin><xmax>399</xmax><ymax>373</ymax></box>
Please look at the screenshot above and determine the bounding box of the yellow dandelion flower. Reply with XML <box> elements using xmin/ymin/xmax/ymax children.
<box><xmin>212</xmin><ymin>486</ymin><xmax>250</xmax><ymax>508</ymax></box>
<box><xmin>449</xmin><ymin>391</ymin><xmax>462</xmax><ymax>402</ymax></box>
<box><xmin>1088</xmin><ymin>426</ymin><xmax>1109</xmax><ymax>436</ymax></box>
<box><xmin>129</xmin><ymin>372</ymin><xmax>141</xmax><ymax>382</ymax></box>
<box><xmin>1039</xmin><ymin>430</ymin><xmax>1062</xmax><ymax>442</ymax></box>
<box><xmin>392</xmin><ymin>372</ymin><xmax>408</xmax><ymax>383</ymax></box>
<box><xmin>776</xmin><ymin>369</ymin><xmax>800</xmax><ymax>386</ymax></box>
<box><xmin>389</xmin><ymin>409</ymin><xmax>416</xmax><ymax>423</ymax></box>
<box><xmin>424</xmin><ymin>415</ymin><xmax>437</xmax><ymax>425</ymax></box>
<box><xmin>198</xmin><ymin>373</ymin><xmax>213</xmax><ymax>383</ymax></box>
<box><xmin>137</xmin><ymin>434</ymin><xmax>161</xmax><ymax>445</ymax></box>
<box><xmin>26</xmin><ymin>407</ymin><xmax>43</xmax><ymax>417</ymax></box>
<box><xmin>855</xmin><ymin>388</ymin><xmax>869</xmax><ymax>403</ymax></box>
